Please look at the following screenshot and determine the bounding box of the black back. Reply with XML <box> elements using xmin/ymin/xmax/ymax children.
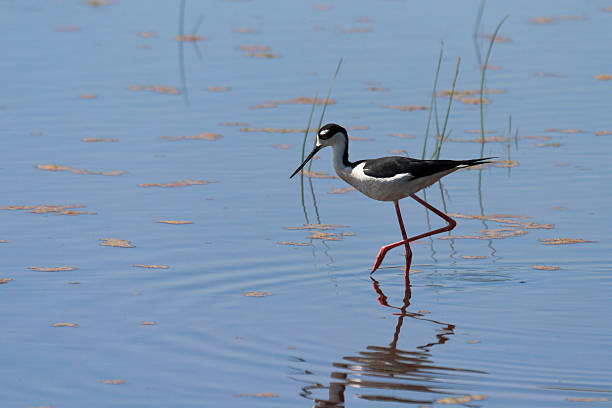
<box><xmin>361</xmin><ymin>156</ymin><xmax>489</xmax><ymax>179</ymax></box>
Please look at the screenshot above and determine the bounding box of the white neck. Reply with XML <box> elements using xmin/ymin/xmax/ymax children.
<box><xmin>330</xmin><ymin>136</ymin><xmax>350</xmax><ymax>173</ymax></box>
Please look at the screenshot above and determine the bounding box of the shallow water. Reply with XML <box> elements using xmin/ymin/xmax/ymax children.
<box><xmin>1</xmin><ymin>0</ymin><xmax>612</xmax><ymax>406</ymax></box>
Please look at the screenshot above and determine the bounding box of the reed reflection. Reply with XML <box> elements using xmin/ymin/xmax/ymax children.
<box><xmin>299</xmin><ymin>274</ymin><xmax>485</xmax><ymax>406</ymax></box>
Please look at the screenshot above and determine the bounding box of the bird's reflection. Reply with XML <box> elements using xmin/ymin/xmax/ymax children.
<box><xmin>297</xmin><ymin>273</ymin><xmax>485</xmax><ymax>406</ymax></box>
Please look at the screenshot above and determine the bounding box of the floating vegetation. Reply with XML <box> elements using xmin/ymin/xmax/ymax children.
<box><xmin>0</xmin><ymin>278</ymin><xmax>13</xmax><ymax>284</ymax></box>
<box><xmin>156</xmin><ymin>220</ymin><xmax>193</xmax><ymax>225</ymax></box>
<box><xmin>478</xmin><ymin>33</ymin><xmax>511</xmax><ymax>43</ymax></box>
<box><xmin>52</xmin><ymin>323</ymin><xmax>79</xmax><ymax>328</ymax></box>
<box><xmin>207</xmin><ymin>86</ymin><xmax>230</xmax><ymax>92</ymax></box>
<box><xmin>594</xmin><ymin>74</ymin><xmax>612</xmax><ymax>81</ymax></box>
<box><xmin>79</xmin><ymin>93</ymin><xmax>97</xmax><ymax>99</ymax></box>
<box><xmin>532</xmin><ymin>265</ymin><xmax>561</xmax><ymax>270</ymax></box>
<box><xmin>160</xmin><ymin>133</ymin><xmax>222</xmax><ymax>141</ymax></box>
<box><xmin>296</xmin><ymin>170</ymin><xmax>337</xmax><ymax>179</ymax></box>
<box><xmin>492</xmin><ymin>159</ymin><xmax>519</xmax><ymax>168</ymax></box>
<box><xmin>536</xmin><ymin>142</ymin><xmax>562</xmax><ymax>148</ymax></box>
<box><xmin>126</xmin><ymin>85</ymin><xmax>180</xmax><ymax>95</ymax></box>
<box><xmin>356</xmin><ymin>16</ymin><xmax>372</xmax><ymax>23</ymax></box>
<box><xmin>36</xmin><ymin>164</ymin><xmax>125</xmax><ymax>176</ymax></box>
<box><xmin>546</xmin><ymin>128</ymin><xmax>584</xmax><ymax>133</ymax></box>
<box><xmin>100</xmin><ymin>238</ymin><xmax>135</xmax><ymax>248</ymax></box>
<box><xmin>382</xmin><ymin>105</ymin><xmax>428</xmax><ymax>111</ymax></box>
<box><xmin>252</xmin><ymin>96</ymin><xmax>335</xmax><ymax>109</ymax></box>
<box><xmin>437</xmin><ymin>395</ymin><xmax>488</xmax><ymax>404</ymax></box>
<box><xmin>133</xmin><ymin>264</ymin><xmax>169</xmax><ymax>269</ymax></box>
<box><xmin>390</xmin><ymin>133</ymin><xmax>414</xmax><ymax>139</ymax></box>
<box><xmin>285</xmin><ymin>224</ymin><xmax>353</xmax><ymax>242</ymax></box>
<box><xmin>307</xmin><ymin>231</ymin><xmax>343</xmax><ymax>240</ymax></box>
<box><xmin>243</xmin><ymin>291</ymin><xmax>273</xmax><ymax>297</ymax></box>
<box><xmin>139</xmin><ymin>31</ymin><xmax>156</xmax><ymax>38</ymax></box>
<box><xmin>348</xmin><ymin>136</ymin><xmax>373</xmax><ymax>141</ymax></box>
<box><xmin>388</xmin><ymin>149</ymin><xmax>406</xmax><ymax>154</ymax></box>
<box><xmin>438</xmin><ymin>88</ymin><xmax>505</xmax><ymax>105</ymax></box>
<box><xmin>314</xmin><ymin>3</ymin><xmax>331</xmax><ymax>10</ymax></box>
<box><xmin>440</xmin><ymin>213</ymin><xmax>552</xmax><ymax>241</ymax></box>
<box><xmin>175</xmin><ymin>34</ymin><xmax>206</xmax><ymax>42</ymax></box>
<box><xmin>84</xmin><ymin>0</ymin><xmax>114</xmax><ymax>6</ymax></box>
<box><xmin>285</xmin><ymin>224</ymin><xmax>348</xmax><ymax>230</ymax></box>
<box><xmin>462</xmin><ymin>255</ymin><xmax>487</xmax><ymax>259</ymax></box>
<box><xmin>271</xmin><ymin>144</ymin><xmax>292</xmax><ymax>149</ymax></box>
<box><xmin>1</xmin><ymin>204</ymin><xmax>95</xmax><ymax>216</ymax></box>
<box><xmin>29</xmin><ymin>266</ymin><xmax>78</xmax><ymax>272</ymax></box>
<box><xmin>277</xmin><ymin>241</ymin><xmax>309</xmax><ymax>246</ymax></box>
<box><xmin>595</xmin><ymin>130</ymin><xmax>612</xmax><ymax>136</ymax></box>
<box><xmin>529</xmin><ymin>15</ymin><xmax>585</xmax><ymax>25</ymax></box>
<box><xmin>238</xmin><ymin>45</ymin><xmax>276</xmax><ymax>58</ymax></box>
<box><xmin>452</xmin><ymin>228</ymin><xmax>527</xmax><ymax>240</ymax></box>
<box><xmin>139</xmin><ymin>180</ymin><xmax>216</xmax><ymax>188</ymax></box>
<box><xmin>540</xmin><ymin>238</ymin><xmax>596</xmax><ymax>245</ymax></box>
<box><xmin>100</xmin><ymin>379</ymin><xmax>125</xmax><ymax>385</ymax></box>
<box><xmin>0</xmin><ymin>240</ymin><xmax>6</xmax><ymax>243</ymax></box>
<box><xmin>82</xmin><ymin>137</ymin><xmax>118</xmax><ymax>142</ymax></box>
<box><xmin>366</xmin><ymin>81</ymin><xmax>388</xmax><ymax>92</ymax></box>
<box><xmin>140</xmin><ymin>321</ymin><xmax>157</xmax><ymax>325</ymax></box>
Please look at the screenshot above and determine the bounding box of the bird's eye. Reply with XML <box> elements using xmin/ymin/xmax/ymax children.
<box><xmin>319</xmin><ymin>129</ymin><xmax>331</xmax><ymax>140</ymax></box>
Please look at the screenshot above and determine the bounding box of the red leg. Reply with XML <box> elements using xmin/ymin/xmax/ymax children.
<box><xmin>371</xmin><ymin>194</ymin><xmax>456</xmax><ymax>273</ymax></box>
<box><xmin>372</xmin><ymin>200</ymin><xmax>413</xmax><ymax>273</ymax></box>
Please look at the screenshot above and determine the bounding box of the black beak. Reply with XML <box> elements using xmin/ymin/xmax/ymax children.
<box><xmin>290</xmin><ymin>145</ymin><xmax>322</xmax><ymax>178</ymax></box>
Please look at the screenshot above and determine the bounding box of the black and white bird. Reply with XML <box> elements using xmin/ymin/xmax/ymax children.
<box><xmin>290</xmin><ymin>123</ymin><xmax>494</xmax><ymax>274</ymax></box>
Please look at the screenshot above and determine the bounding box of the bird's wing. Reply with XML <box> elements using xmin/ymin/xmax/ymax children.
<box><xmin>361</xmin><ymin>157</ymin><xmax>468</xmax><ymax>179</ymax></box>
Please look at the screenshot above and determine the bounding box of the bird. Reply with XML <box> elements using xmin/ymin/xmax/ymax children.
<box><xmin>290</xmin><ymin>123</ymin><xmax>494</xmax><ymax>274</ymax></box>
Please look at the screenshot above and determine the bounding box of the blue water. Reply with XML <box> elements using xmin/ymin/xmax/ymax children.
<box><xmin>1</xmin><ymin>0</ymin><xmax>611</xmax><ymax>406</ymax></box>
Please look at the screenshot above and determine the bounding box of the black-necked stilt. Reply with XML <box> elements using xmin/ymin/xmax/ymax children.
<box><xmin>290</xmin><ymin>123</ymin><xmax>494</xmax><ymax>274</ymax></box>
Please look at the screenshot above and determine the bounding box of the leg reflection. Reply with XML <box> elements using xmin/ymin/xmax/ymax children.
<box><xmin>299</xmin><ymin>275</ymin><xmax>484</xmax><ymax>407</ymax></box>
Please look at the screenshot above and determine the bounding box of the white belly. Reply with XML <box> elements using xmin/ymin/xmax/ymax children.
<box><xmin>336</xmin><ymin>163</ymin><xmax>457</xmax><ymax>202</ymax></box>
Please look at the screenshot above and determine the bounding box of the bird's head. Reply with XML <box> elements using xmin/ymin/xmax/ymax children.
<box><xmin>290</xmin><ymin>123</ymin><xmax>347</xmax><ymax>178</ymax></box>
